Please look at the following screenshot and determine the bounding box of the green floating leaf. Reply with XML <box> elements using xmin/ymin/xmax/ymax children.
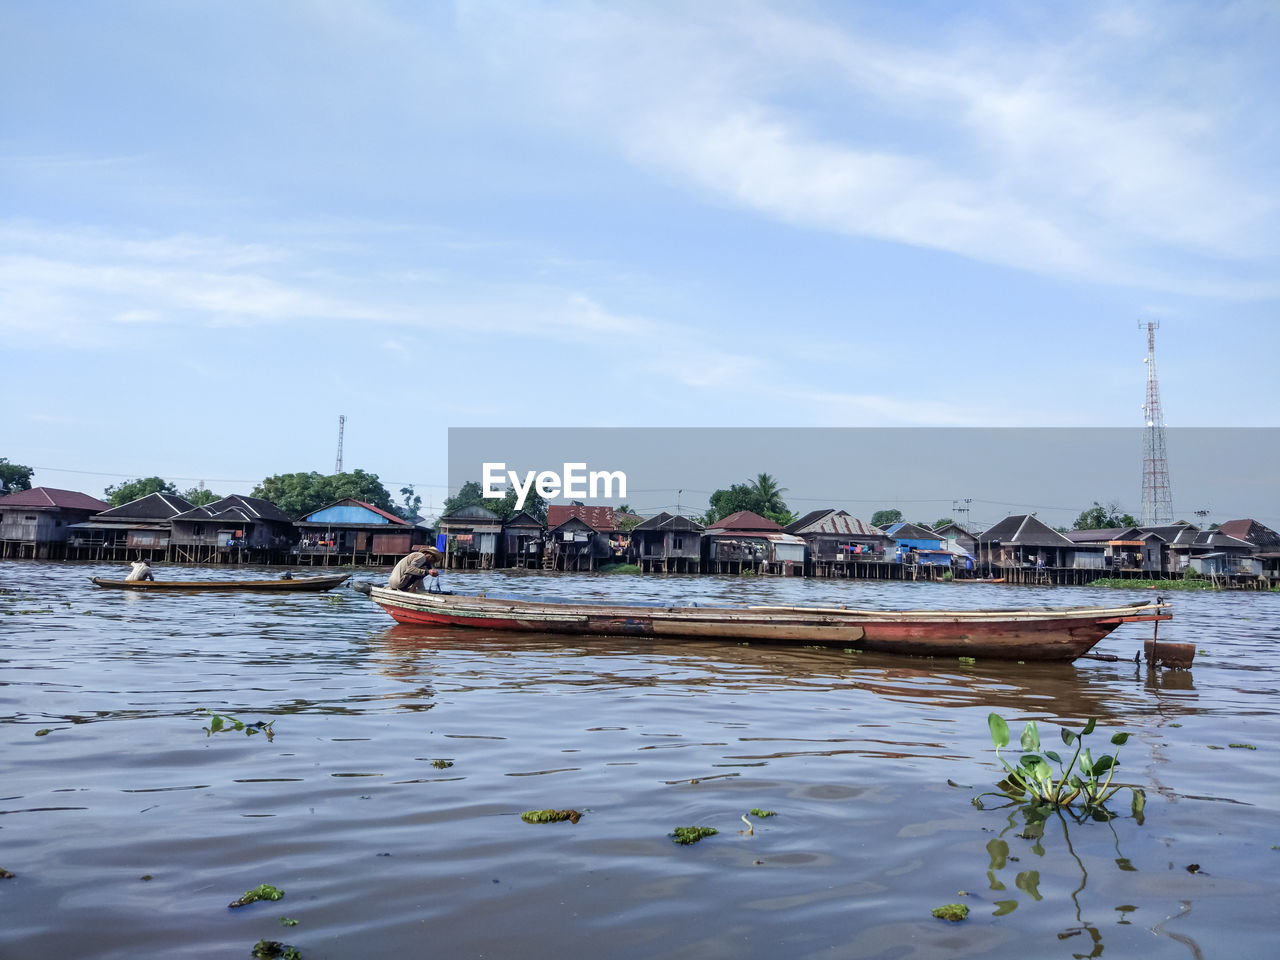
<box><xmin>1020</xmin><ymin>722</ymin><xmax>1041</xmax><ymax>752</ymax></box>
<box><xmin>670</xmin><ymin>826</ymin><xmax>718</xmax><ymax>845</ymax></box>
<box><xmin>749</xmin><ymin>808</ymin><xmax>776</xmax><ymax>818</ymax></box>
<box><xmin>35</xmin><ymin>728</ymin><xmax>51</xmax><ymax>737</ymax></box>
<box><xmin>988</xmin><ymin>713</ymin><xmax>1010</xmax><ymax>749</ymax></box>
<box><xmin>279</xmin><ymin>917</ymin><xmax>298</xmax><ymax>927</ymax></box>
<box><xmin>992</xmin><ymin>899</ymin><xmax>1018</xmax><ymax>916</ymax></box>
<box><xmin>229</xmin><ymin>884</ymin><xmax>285</xmax><ymax>908</ymax></box>
<box><xmin>521</xmin><ymin>809</ymin><xmax>581</xmax><ymax>824</ymax></box>
<box><xmin>930</xmin><ymin>903</ymin><xmax>969</xmax><ymax>922</ymax></box>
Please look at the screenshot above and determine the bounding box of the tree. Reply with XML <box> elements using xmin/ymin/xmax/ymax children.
<box><xmin>1072</xmin><ymin>501</ymin><xmax>1139</xmax><ymax>531</ymax></box>
<box><xmin>442</xmin><ymin>480</ymin><xmax>547</xmax><ymax>523</ymax></box>
<box><xmin>0</xmin><ymin>458</ymin><xmax>34</xmax><ymax>493</ymax></box>
<box><xmin>933</xmin><ymin>517</ymin><xmax>955</xmax><ymax>530</ymax></box>
<box><xmin>399</xmin><ymin>485</ymin><xmax>423</xmax><ymax>521</ymax></box>
<box><xmin>871</xmin><ymin>508</ymin><xmax>903</xmax><ymax>528</ymax></box>
<box><xmin>251</xmin><ymin>469</ymin><xmax>396</xmax><ymax>519</ymax></box>
<box><xmin>181</xmin><ymin>487</ymin><xmax>220</xmax><ymax>507</ymax></box>
<box><xmin>105</xmin><ymin>476</ymin><xmax>178</xmax><ymax>507</ymax></box>
<box><xmin>702</xmin><ymin>474</ymin><xmax>794</xmax><ymax>526</ymax></box>
<box><xmin>750</xmin><ymin>473</ymin><xmax>788</xmax><ymax>517</ymax></box>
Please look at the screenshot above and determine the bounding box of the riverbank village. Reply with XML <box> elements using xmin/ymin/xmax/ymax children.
<box><xmin>3</xmin><ymin>486</ymin><xmax>1276</xmax><ymax>589</ymax></box>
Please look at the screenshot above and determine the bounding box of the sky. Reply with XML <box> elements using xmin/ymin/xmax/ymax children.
<box><xmin>3</xmin><ymin>1</ymin><xmax>1278</xmax><ymax>522</ymax></box>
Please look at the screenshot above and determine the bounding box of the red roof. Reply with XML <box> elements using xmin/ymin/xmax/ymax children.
<box><xmin>547</xmin><ymin>504</ymin><xmax>616</xmax><ymax>532</ymax></box>
<box><xmin>0</xmin><ymin>486</ymin><xmax>110</xmax><ymax>511</ymax></box>
<box><xmin>352</xmin><ymin>500</ymin><xmax>411</xmax><ymax>525</ymax></box>
<box><xmin>706</xmin><ymin>510</ymin><xmax>783</xmax><ymax>533</ymax></box>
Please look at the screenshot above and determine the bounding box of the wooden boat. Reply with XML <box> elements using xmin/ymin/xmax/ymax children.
<box><xmin>91</xmin><ymin>573</ymin><xmax>351</xmax><ymax>593</ymax></box>
<box><xmin>357</xmin><ymin>584</ymin><xmax>1171</xmax><ymax>662</ymax></box>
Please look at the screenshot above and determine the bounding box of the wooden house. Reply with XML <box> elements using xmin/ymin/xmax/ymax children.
<box><xmin>67</xmin><ymin>492</ymin><xmax>194</xmax><ymax>561</ymax></box>
<box><xmin>1134</xmin><ymin>522</ymin><xmax>1200</xmax><ymax>574</ymax></box>
<box><xmin>501</xmin><ymin>511</ymin><xmax>545</xmax><ymax>568</ymax></box>
<box><xmin>0</xmin><ymin>487</ymin><xmax>110</xmax><ymax>559</ymax></box>
<box><xmin>785</xmin><ymin>510</ymin><xmax>891</xmax><ymax>578</ymax></box>
<box><xmin>168</xmin><ymin>495</ymin><xmax>295</xmax><ymax>564</ymax></box>
<box><xmin>545</xmin><ymin>505</ymin><xmax>622</xmax><ymax>568</ymax></box>
<box><xmin>1216</xmin><ymin>519</ymin><xmax>1280</xmax><ymax>554</ymax></box>
<box><xmin>704</xmin><ymin>510</ymin><xmax>805</xmax><ymax>576</ymax></box>
<box><xmin>1064</xmin><ymin>527</ymin><xmax>1163</xmax><ymax>575</ymax></box>
<box><xmin>437</xmin><ymin>504</ymin><xmax>502</xmax><ymax>569</ymax></box>
<box><xmin>882</xmin><ymin>521</ymin><xmax>955</xmax><ymax>576</ymax></box>
<box><xmin>978</xmin><ymin>514</ymin><xmax>1082</xmax><ymax>584</ymax></box>
<box><xmin>1187</xmin><ymin>530</ymin><xmax>1257</xmax><ymax>576</ymax></box>
<box><xmin>295</xmin><ymin>499</ymin><xmax>420</xmax><ymax>566</ymax></box>
<box><xmin>630</xmin><ymin>512</ymin><xmax>704</xmax><ymax>573</ymax></box>
<box><xmin>544</xmin><ymin>514</ymin><xmax>611</xmax><ymax>570</ymax></box>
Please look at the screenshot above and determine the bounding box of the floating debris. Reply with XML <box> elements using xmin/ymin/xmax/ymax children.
<box><xmin>229</xmin><ymin>883</ymin><xmax>285</xmax><ymax>908</ymax></box>
<box><xmin>431</xmin><ymin>759</ymin><xmax>454</xmax><ymax>769</ymax></box>
<box><xmin>931</xmin><ymin>903</ymin><xmax>969</xmax><ymax>922</ymax></box>
<box><xmin>35</xmin><ymin>729</ymin><xmax>51</xmax><ymax>737</ymax></box>
<box><xmin>279</xmin><ymin>918</ymin><xmax>298</xmax><ymax>927</ymax></box>
<box><xmin>521</xmin><ymin>809</ymin><xmax>581</xmax><ymax>824</ymax></box>
<box><xmin>957</xmin><ymin>656</ymin><xmax>976</xmax><ymax>664</ymax></box>
<box><xmin>140</xmin><ymin>875</ymin><xmax>153</xmax><ymax>882</ymax></box>
<box><xmin>670</xmin><ymin>826</ymin><xmax>718</xmax><ymax>845</ymax></box>
<box><xmin>1</xmin><ymin>867</ymin><xmax>14</xmax><ymax>879</ymax></box>
<box><xmin>749</xmin><ymin>808</ymin><xmax>776</xmax><ymax>818</ymax></box>
<box><xmin>251</xmin><ymin>938</ymin><xmax>301</xmax><ymax>959</ymax></box>
<box><xmin>1229</xmin><ymin>743</ymin><xmax>1257</xmax><ymax>750</ymax></box>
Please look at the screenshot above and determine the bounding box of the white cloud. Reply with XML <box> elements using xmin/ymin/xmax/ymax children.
<box><xmin>456</xmin><ymin>0</ymin><xmax>1278</xmax><ymax>298</ymax></box>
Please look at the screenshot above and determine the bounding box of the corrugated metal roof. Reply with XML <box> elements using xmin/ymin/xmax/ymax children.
<box><xmin>0</xmin><ymin>487</ymin><xmax>110</xmax><ymax>511</ymax></box>
<box><xmin>173</xmin><ymin>494</ymin><xmax>291</xmax><ymax>524</ymax></box>
<box><xmin>634</xmin><ymin>511</ymin><xmax>704</xmax><ymax>533</ymax></box>
<box><xmin>547</xmin><ymin>505</ymin><xmax>616</xmax><ymax>532</ymax></box>
<box><xmin>787</xmin><ymin>509</ymin><xmax>885</xmax><ymax>536</ymax></box>
<box><xmin>1217</xmin><ymin>519</ymin><xmax>1280</xmax><ymax>549</ymax></box>
<box><xmin>97</xmin><ymin>492</ymin><xmax>195</xmax><ymax>520</ymax></box>
<box><xmin>706</xmin><ymin>510</ymin><xmax>782</xmax><ymax>533</ymax></box>
<box><xmin>979</xmin><ymin>514</ymin><xmax>1074</xmax><ymax>547</ymax></box>
<box><xmin>441</xmin><ymin>504</ymin><xmax>501</xmax><ymax>522</ymax></box>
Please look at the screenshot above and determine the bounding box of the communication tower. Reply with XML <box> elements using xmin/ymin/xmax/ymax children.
<box><xmin>335</xmin><ymin>414</ymin><xmax>346</xmax><ymax>475</ymax></box>
<box><xmin>1140</xmin><ymin>322</ymin><xmax>1174</xmax><ymax>525</ymax></box>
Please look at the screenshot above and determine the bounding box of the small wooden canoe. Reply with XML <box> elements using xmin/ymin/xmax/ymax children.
<box><xmin>358</xmin><ymin>585</ymin><xmax>1171</xmax><ymax>662</ymax></box>
<box><xmin>91</xmin><ymin>573</ymin><xmax>351</xmax><ymax>593</ymax></box>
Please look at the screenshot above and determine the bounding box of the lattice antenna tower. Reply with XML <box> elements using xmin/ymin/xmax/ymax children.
<box><xmin>1140</xmin><ymin>322</ymin><xmax>1174</xmax><ymax>525</ymax></box>
<box><xmin>334</xmin><ymin>414</ymin><xmax>346</xmax><ymax>475</ymax></box>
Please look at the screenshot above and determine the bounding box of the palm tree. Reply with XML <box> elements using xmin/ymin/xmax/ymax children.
<box><xmin>750</xmin><ymin>472</ymin><xmax>788</xmax><ymax>516</ymax></box>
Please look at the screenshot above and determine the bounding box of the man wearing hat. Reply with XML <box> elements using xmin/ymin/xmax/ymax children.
<box><xmin>388</xmin><ymin>546</ymin><xmax>443</xmax><ymax>592</ymax></box>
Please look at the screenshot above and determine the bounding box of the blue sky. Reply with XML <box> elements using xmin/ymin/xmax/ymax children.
<box><xmin>4</xmin><ymin>1</ymin><xmax>1278</xmax><ymax>517</ymax></box>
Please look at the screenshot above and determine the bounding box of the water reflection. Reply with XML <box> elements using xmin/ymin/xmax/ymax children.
<box><xmin>372</xmin><ymin>624</ymin><xmax>1206</xmax><ymax>724</ymax></box>
<box><xmin>976</xmin><ymin>799</ymin><xmax>1204</xmax><ymax>960</ymax></box>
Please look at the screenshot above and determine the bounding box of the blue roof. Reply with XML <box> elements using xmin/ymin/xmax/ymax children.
<box><xmin>305</xmin><ymin>504</ymin><xmax>393</xmax><ymax>525</ymax></box>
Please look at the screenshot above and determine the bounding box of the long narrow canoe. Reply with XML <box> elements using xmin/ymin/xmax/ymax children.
<box><xmin>358</xmin><ymin>585</ymin><xmax>1171</xmax><ymax>662</ymax></box>
<box><xmin>91</xmin><ymin>573</ymin><xmax>351</xmax><ymax>593</ymax></box>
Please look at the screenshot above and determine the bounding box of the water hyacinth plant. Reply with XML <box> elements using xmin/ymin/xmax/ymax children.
<box><xmin>977</xmin><ymin>714</ymin><xmax>1145</xmax><ymax>819</ymax></box>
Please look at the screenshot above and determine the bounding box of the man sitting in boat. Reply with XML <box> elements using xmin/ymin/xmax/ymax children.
<box><xmin>125</xmin><ymin>557</ymin><xmax>155</xmax><ymax>582</ymax></box>
<box><xmin>388</xmin><ymin>547</ymin><xmax>443</xmax><ymax>592</ymax></box>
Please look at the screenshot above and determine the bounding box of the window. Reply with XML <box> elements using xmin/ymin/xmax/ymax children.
<box><xmin>674</xmin><ymin>536</ymin><xmax>684</xmax><ymax>549</ymax></box>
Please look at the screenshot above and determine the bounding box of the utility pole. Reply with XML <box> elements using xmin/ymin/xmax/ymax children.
<box><xmin>334</xmin><ymin>414</ymin><xmax>346</xmax><ymax>475</ymax></box>
<box><xmin>1140</xmin><ymin>322</ymin><xmax>1174</xmax><ymax>525</ymax></box>
<box><xmin>951</xmin><ymin>498</ymin><xmax>972</xmax><ymax>531</ymax></box>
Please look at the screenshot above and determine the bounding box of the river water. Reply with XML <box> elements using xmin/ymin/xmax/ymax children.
<box><xmin>2</xmin><ymin>561</ymin><xmax>1278</xmax><ymax>960</ymax></box>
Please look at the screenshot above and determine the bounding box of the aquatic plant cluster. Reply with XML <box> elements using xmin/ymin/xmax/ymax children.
<box><xmin>977</xmin><ymin>715</ymin><xmax>1144</xmax><ymax>820</ymax></box>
